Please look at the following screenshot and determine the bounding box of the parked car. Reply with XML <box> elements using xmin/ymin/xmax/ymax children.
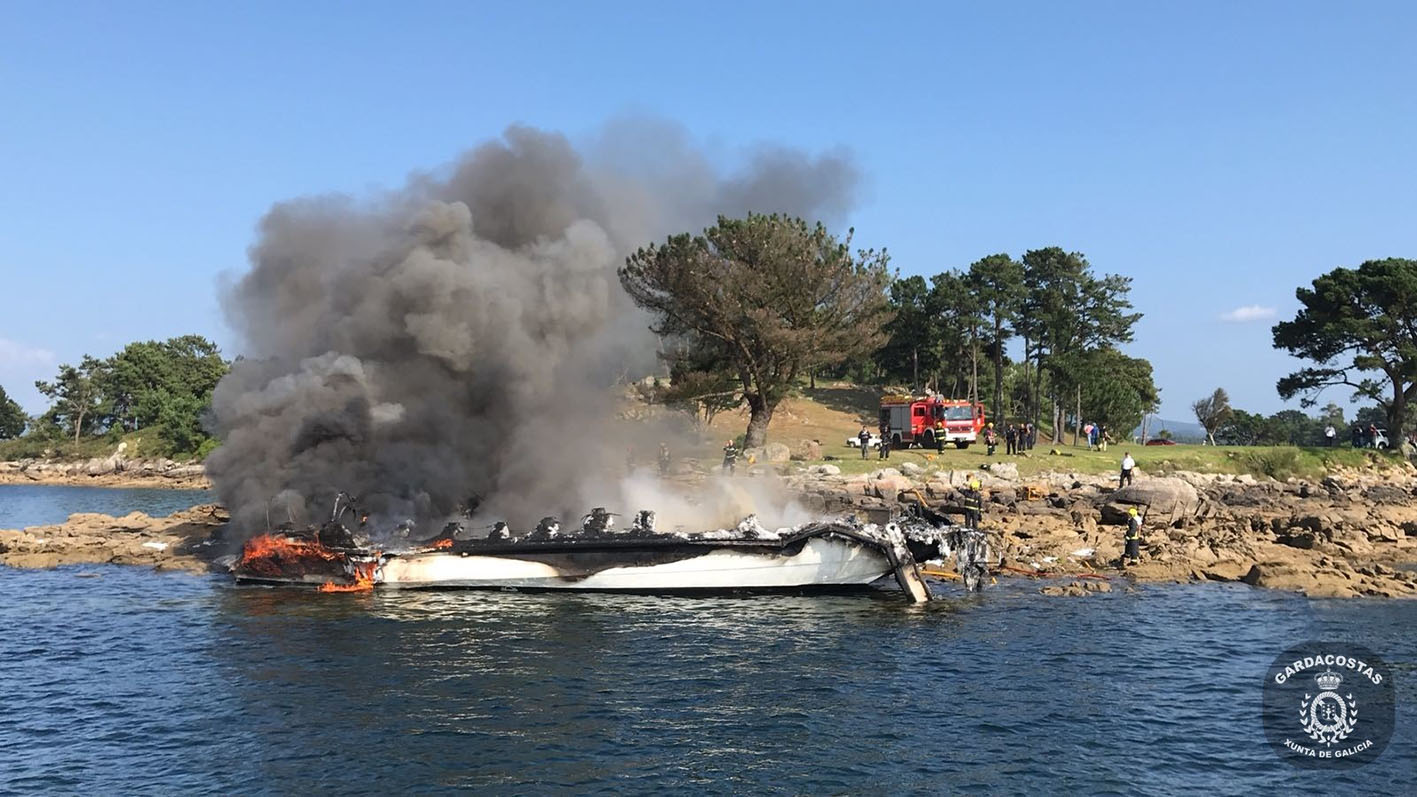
<box><xmin>1372</xmin><ymin>429</ymin><xmax>1390</xmax><ymax>449</ymax></box>
<box><xmin>1145</xmin><ymin>438</ymin><xmax>1178</xmax><ymax>446</ymax></box>
<box><xmin>845</xmin><ymin>433</ymin><xmax>883</xmax><ymax>450</ymax></box>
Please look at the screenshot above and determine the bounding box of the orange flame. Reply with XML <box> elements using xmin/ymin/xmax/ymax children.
<box><xmin>318</xmin><ymin>559</ymin><xmax>377</xmax><ymax>593</ymax></box>
<box><xmin>431</xmin><ymin>538</ymin><xmax>453</xmax><ymax>550</ymax></box>
<box><xmin>238</xmin><ymin>534</ymin><xmax>342</xmax><ymax>578</ymax></box>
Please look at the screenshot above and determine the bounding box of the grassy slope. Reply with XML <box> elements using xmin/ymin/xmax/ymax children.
<box><xmin>0</xmin><ymin>430</ymin><xmax>177</xmax><ymax>462</ymax></box>
<box><xmin>702</xmin><ymin>383</ymin><xmax>1400</xmax><ymax>480</ymax></box>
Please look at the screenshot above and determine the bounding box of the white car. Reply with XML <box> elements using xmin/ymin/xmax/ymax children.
<box><xmin>1372</xmin><ymin>429</ymin><xmax>1390</xmax><ymax>450</ymax></box>
<box><xmin>845</xmin><ymin>433</ymin><xmax>883</xmax><ymax>450</ymax></box>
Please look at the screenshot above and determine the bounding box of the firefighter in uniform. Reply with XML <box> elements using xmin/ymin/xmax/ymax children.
<box><xmin>722</xmin><ymin>440</ymin><xmax>739</xmax><ymax>475</ymax></box>
<box><xmin>961</xmin><ymin>478</ymin><xmax>983</xmax><ymax>529</ymax></box>
<box><xmin>1123</xmin><ymin>507</ymin><xmax>1142</xmax><ymax>565</ymax></box>
<box><xmin>935</xmin><ymin>419</ymin><xmax>945</xmax><ymax>453</ymax></box>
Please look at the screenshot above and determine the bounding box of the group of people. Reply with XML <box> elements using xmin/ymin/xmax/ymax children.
<box><xmin>1346</xmin><ymin>423</ymin><xmax>1384</xmax><ymax>448</ymax></box>
<box><xmin>981</xmin><ymin>422</ymin><xmax>1037</xmax><ymax>456</ymax></box>
<box><xmin>1083</xmin><ymin>423</ymin><xmax>1112</xmax><ymax>451</ymax></box>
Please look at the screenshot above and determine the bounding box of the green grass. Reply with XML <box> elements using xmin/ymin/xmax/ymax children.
<box><xmin>800</xmin><ymin>440</ymin><xmax>1399</xmax><ymax>481</ymax></box>
<box><xmin>0</xmin><ymin>430</ymin><xmax>199</xmax><ymax>462</ymax></box>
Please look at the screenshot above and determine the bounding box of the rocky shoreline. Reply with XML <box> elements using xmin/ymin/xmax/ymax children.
<box><xmin>0</xmin><ymin>457</ymin><xmax>210</xmax><ymax>489</ymax></box>
<box><xmin>785</xmin><ymin>462</ymin><xmax>1417</xmax><ymax>598</ymax></box>
<box><xmin>5</xmin><ymin>462</ymin><xmax>1417</xmax><ymax>598</ymax></box>
<box><xmin>0</xmin><ymin>504</ymin><xmax>227</xmax><ymax>572</ymax></box>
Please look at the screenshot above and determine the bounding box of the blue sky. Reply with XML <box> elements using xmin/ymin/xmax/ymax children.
<box><xmin>2</xmin><ymin>1</ymin><xmax>1414</xmax><ymax>418</ymax></box>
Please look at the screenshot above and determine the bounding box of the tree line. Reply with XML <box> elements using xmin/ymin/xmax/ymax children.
<box><xmin>867</xmin><ymin>247</ymin><xmax>1153</xmax><ymax>443</ymax></box>
<box><xmin>0</xmin><ymin>335</ymin><xmax>228</xmax><ymax>457</ymax></box>
<box><xmin>624</xmin><ymin>215</ymin><xmax>1417</xmax><ymax>450</ymax></box>
<box><xmin>621</xmin><ymin>213</ymin><xmax>1157</xmax><ymax>445</ymax></box>
<box><xmin>1195</xmin><ymin>387</ymin><xmax>1391</xmax><ymax>448</ymax></box>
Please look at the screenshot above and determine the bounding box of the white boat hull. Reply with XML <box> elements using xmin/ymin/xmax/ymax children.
<box><xmin>378</xmin><ymin>537</ymin><xmax>893</xmax><ymax>591</ymax></box>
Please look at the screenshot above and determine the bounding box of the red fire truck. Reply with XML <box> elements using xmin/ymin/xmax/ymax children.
<box><xmin>879</xmin><ymin>395</ymin><xmax>987</xmax><ymax>449</ymax></box>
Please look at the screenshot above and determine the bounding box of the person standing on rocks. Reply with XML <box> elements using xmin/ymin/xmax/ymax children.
<box><xmin>1119</xmin><ymin>451</ymin><xmax>1136</xmax><ymax>488</ymax></box>
<box><xmin>858</xmin><ymin>426</ymin><xmax>872</xmax><ymax>459</ymax></box>
<box><xmin>1123</xmin><ymin>507</ymin><xmax>1142</xmax><ymax>566</ymax></box>
<box><xmin>961</xmin><ymin>478</ymin><xmax>983</xmax><ymax>529</ymax></box>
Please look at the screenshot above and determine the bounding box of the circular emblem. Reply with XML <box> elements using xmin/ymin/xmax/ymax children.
<box><xmin>1263</xmin><ymin>642</ymin><xmax>1394</xmax><ymax>769</ymax></box>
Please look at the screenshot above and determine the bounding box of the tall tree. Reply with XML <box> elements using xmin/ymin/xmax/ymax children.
<box><xmin>876</xmin><ymin>275</ymin><xmax>942</xmax><ymax>387</ymax></box>
<box><xmin>927</xmin><ymin>270</ymin><xmax>983</xmax><ymax>401</ymax></box>
<box><xmin>968</xmin><ymin>253</ymin><xmax>1023</xmax><ymax>421</ymax></box>
<box><xmin>35</xmin><ymin>356</ymin><xmax>104</xmax><ymax>443</ymax></box>
<box><xmin>620</xmin><ymin>214</ymin><xmax>891</xmax><ymax>447</ymax></box>
<box><xmin>101</xmin><ymin>336</ymin><xmax>227</xmax><ymax>432</ymax></box>
<box><xmin>1273</xmin><ymin>258</ymin><xmax>1417</xmax><ymax>439</ymax></box>
<box><xmin>1021</xmin><ymin>247</ymin><xmax>1142</xmax><ymax>440</ymax></box>
<box><xmin>1056</xmin><ymin>348</ymin><xmax>1158</xmax><ymax>438</ymax></box>
<box><xmin>1191</xmin><ymin>387</ymin><xmax>1233</xmax><ymax>445</ymax></box>
<box><xmin>0</xmin><ymin>385</ymin><xmax>27</xmax><ymax>439</ymax></box>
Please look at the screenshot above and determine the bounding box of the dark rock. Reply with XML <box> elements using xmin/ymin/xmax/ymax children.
<box><xmin>1276</xmin><ymin>528</ymin><xmax>1317</xmax><ymax>549</ymax></box>
<box><xmin>1363</xmin><ymin>485</ymin><xmax>1409</xmax><ymax>504</ymax></box>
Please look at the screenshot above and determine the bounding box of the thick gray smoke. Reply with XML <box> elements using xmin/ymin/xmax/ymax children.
<box><xmin>208</xmin><ymin>120</ymin><xmax>860</xmax><ymax>537</ymax></box>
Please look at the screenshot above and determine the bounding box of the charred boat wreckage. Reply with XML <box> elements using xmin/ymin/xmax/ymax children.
<box><xmin>231</xmin><ymin>498</ymin><xmax>995</xmax><ymax>604</ymax></box>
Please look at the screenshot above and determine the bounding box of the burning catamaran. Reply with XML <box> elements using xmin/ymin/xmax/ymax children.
<box><xmin>231</xmin><ymin>503</ymin><xmax>995</xmax><ymax>604</ymax></box>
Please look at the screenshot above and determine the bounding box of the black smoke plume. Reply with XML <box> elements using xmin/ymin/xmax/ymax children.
<box><xmin>208</xmin><ymin>120</ymin><xmax>859</xmax><ymax>537</ymax></box>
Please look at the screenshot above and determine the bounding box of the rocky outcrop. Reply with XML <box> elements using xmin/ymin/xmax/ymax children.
<box><xmin>785</xmin><ymin>462</ymin><xmax>1417</xmax><ymax>598</ymax></box>
<box><xmin>0</xmin><ymin>457</ymin><xmax>209</xmax><ymax>488</ymax></box>
<box><xmin>0</xmin><ymin>505</ymin><xmax>228</xmax><ymax>572</ymax></box>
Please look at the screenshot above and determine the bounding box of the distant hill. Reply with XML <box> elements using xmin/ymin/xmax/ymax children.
<box><xmin>1131</xmin><ymin>417</ymin><xmax>1207</xmax><ymax>443</ymax></box>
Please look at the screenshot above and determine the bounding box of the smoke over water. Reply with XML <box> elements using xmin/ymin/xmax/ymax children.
<box><xmin>208</xmin><ymin>120</ymin><xmax>859</xmax><ymax>539</ymax></box>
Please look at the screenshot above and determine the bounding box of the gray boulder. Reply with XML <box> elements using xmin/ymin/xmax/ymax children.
<box><xmin>763</xmin><ymin>442</ymin><xmax>792</xmax><ymax>464</ymax></box>
<box><xmin>984</xmin><ymin>461</ymin><xmax>1019</xmax><ymax>481</ymax></box>
<box><xmin>1099</xmin><ymin>477</ymin><xmax>1202</xmax><ymax>524</ymax></box>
